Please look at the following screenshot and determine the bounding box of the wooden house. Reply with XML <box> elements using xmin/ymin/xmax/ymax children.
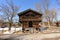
<box><xmin>18</xmin><ymin>9</ymin><xmax>42</xmax><ymax>32</ymax></box>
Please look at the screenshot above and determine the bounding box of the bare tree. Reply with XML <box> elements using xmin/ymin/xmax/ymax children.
<box><xmin>35</xmin><ymin>3</ymin><xmax>42</xmax><ymax>13</ymax></box>
<box><xmin>0</xmin><ymin>15</ymin><xmax>4</xmax><ymax>22</ymax></box>
<box><xmin>0</xmin><ymin>0</ymin><xmax>19</xmax><ymax>30</ymax></box>
<box><xmin>50</xmin><ymin>8</ymin><xmax>57</xmax><ymax>22</ymax></box>
<box><xmin>35</xmin><ymin>0</ymin><xmax>57</xmax><ymax>27</ymax></box>
<box><xmin>45</xmin><ymin>8</ymin><xmax>57</xmax><ymax>26</ymax></box>
<box><xmin>35</xmin><ymin>0</ymin><xmax>51</xmax><ymax>27</ymax></box>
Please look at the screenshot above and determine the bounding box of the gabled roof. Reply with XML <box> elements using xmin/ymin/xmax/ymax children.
<box><xmin>18</xmin><ymin>9</ymin><xmax>42</xmax><ymax>16</ymax></box>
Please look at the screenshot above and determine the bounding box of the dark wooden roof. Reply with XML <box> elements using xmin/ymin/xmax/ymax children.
<box><xmin>18</xmin><ymin>9</ymin><xmax>42</xmax><ymax>16</ymax></box>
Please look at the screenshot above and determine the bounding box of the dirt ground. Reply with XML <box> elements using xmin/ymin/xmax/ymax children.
<box><xmin>0</xmin><ymin>33</ymin><xmax>60</xmax><ymax>40</ymax></box>
<box><xmin>42</xmin><ymin>37</ymin><xmax>60</xmax><ymax>40</ymax></box>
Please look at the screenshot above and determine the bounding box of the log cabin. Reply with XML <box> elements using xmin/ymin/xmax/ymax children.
<box><xmin>18</xmin><ymin>9</ymin><xmax>42</xmax><ymax>32</ymax></box>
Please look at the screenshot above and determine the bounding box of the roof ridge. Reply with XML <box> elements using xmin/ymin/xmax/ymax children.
<box><xmin>18</xmin><ymin>9</ymin><xmax>42</xmax><ymax>16</ymax></box>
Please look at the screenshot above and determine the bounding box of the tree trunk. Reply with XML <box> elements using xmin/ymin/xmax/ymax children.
<box><xmin>9</xmin><ymin>22</ymin><xmax>12</xmax><ymax>31</ymax></box>
<box><xmin>42</xmin><ymin>22</ymin><xmax>45</xmax><ymax>27</ymax></box>
<box><xmin>47</xmin><ymin>17</ymin><xmax>51</xmax><ymax>27</ymax></box>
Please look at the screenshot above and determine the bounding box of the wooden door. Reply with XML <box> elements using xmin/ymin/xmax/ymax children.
<box><xmin>29</xmin><ymin>21</ymin><xmax>33</xmax><ymax>27</ymax></box>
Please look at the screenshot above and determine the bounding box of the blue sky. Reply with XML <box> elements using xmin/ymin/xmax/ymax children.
<box><xmin>0</xmin><ymin>0</ymin><xmax>60</xmax><ymax>21</ymax></box>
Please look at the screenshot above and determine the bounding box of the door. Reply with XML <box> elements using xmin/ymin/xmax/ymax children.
<box><xmin>29</xmin><ymin>21</ymin><xmax>33</xmax><ymax>27</ymax></box>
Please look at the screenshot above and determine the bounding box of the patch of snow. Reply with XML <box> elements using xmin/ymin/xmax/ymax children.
<box><xmin>3</xmin><ymin>27</ymin><xmax>9</xmax><ymax>30</ymax></box>
<box><xmin>0</xmin><ymin>28</ymin><xmax>3</xmax><ymax>30</ymax></box>
<box><xmin>0</xmin><ymin>27</ymin><xmax>22</xmax><ymax>34</ymax></box>
<box><xmin>3</xmin><ymin>31</ymin><xmax>12</xmax><ymax>34</ymax></box>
